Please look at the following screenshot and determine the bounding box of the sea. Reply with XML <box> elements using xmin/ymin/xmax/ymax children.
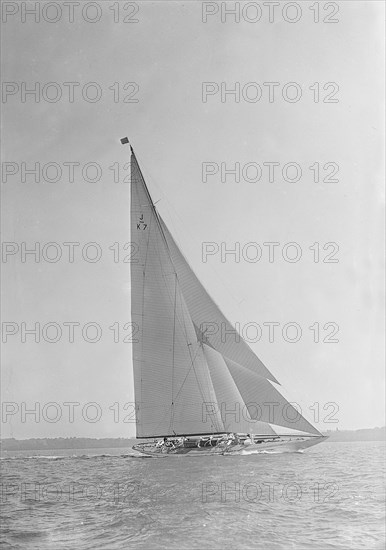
<box><xmin>1</xmin><ymin>440</ymin><xmax>385</xmax><ymax>550</ymax></box>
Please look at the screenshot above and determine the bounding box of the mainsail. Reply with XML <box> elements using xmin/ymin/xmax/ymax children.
<box><xmin>129</xmin><ymin>144</ymin><xmax>321</xmax><ymax>439</ymax></box>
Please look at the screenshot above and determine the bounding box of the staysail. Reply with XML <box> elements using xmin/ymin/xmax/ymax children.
<box><xmin>129</xmin><ymin>144</ymin><xmax>321</xmax><ymax>438</ymax></box>
<box><xmin>157</xmin><ymin>216</ymin><xmax>279</xmax><ymax>384</ymax></box>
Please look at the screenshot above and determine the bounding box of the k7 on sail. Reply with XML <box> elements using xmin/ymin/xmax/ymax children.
<box><xmin>123</xmin><ymin>138</ymin><xmax>327</xmax><ymax>456</ymax></box>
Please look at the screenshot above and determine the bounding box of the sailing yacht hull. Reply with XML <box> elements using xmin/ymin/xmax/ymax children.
<box><xmin>132</xmin><ymin>436</ymin><xmax>327</xmax><ymax>457</ymax></box>
<box><xmin>228</xmin><ymin>435</ymin><xmax>327</xmax><ymax>455</ymax></box>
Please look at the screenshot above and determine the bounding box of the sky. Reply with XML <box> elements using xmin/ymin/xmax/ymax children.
<box><xmin>1</xmin><ymin>1</ymin><xmax>384</xmax><ymax>439</ymax></box>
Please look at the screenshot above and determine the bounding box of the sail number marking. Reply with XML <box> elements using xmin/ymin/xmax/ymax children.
<box><xmin>136</xmin><ymin>214</ymin><xmax>147</xmax><ymax>230</ymax></box>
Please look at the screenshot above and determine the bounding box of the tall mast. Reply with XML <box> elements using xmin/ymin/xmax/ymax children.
<box><xmin>122</xmin><ymin>137</ymin><xmax>175</xmax><ymax>265</ymax></box>
<box><xmin>121</xmin><ymin>137</ymin><xmax>155</xmax><ymax>208</ymax></box>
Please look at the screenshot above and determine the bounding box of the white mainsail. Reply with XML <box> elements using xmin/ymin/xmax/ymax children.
<box><xmin>130</xmin><ymin>145</ymin><xmax>321</xmax><ymax>439</ymax></box>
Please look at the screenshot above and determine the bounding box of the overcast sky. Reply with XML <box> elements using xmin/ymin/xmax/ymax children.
<box><xmin>1</xmin><ymin>1</ymin><xmax>384</xmax><ymax>439</ymax></box>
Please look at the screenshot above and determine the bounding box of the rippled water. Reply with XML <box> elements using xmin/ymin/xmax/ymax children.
<box><xmin>1</xmin><ymin>441</ymin><xmax>385</xmax><ymax>549</ymax></box>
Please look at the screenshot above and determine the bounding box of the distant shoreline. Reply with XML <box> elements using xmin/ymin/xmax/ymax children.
<box><xmin>1</xmin><ymin>427</ymin><xmax>384</xmax><ymax>451</ymax></box>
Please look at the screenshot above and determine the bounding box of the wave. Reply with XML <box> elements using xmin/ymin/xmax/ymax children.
<box><xmin>1</xmin><ymin>455</ymin><xmax>67</xmax><ymax>461</ymax></box>
<box><xmin>1</xmin><ymin>452</ymin><xmax>145</xmax><ymax>461</ymax></box>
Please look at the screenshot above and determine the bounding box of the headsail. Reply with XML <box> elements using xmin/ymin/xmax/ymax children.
<box><xmin>224</xmin><ymin>357</ymin><xmax>322</xmax><ymax>436</ymax></box>
<box><xmin>202</xmin><ymin>344</ymin><xmax>277</xmax><ymax>436</ymax></box>
<box><xmin>129</xmin><ymin>143</ymin><xmax>320</xmax><ymax>439</ymax></box>
<box><xmin>158</xmin><ymin>216</ymin><xmax>279</xmax><ymax>384</ymax></box>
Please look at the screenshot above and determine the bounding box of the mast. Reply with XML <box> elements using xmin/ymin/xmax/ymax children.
<box><xmin>125</xmin><ymin>139</ymin><xmax>176</xmax><ymax>264</ymax></box>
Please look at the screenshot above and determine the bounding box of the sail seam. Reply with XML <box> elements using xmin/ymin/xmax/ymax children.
<box><xmin>169</xmin><ymin>273</ymin><xmax>178</xmax><ymax>432</ymax></box>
